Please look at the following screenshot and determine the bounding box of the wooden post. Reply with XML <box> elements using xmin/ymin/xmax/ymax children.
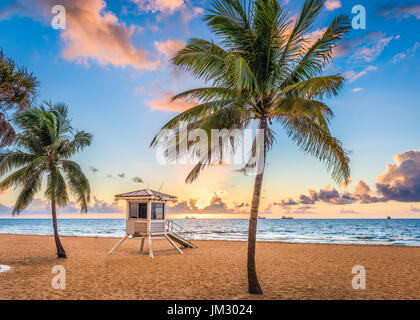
<box><xmin>148</xmin><ymin>234</ymin><xmax>153</xmax><ymax>258</ymax></box>
<box><xmin>140</xmin><ymin>237</ymin><xmax>145</xmax><ymax>252</ymax></box>
<box><xmin>108</xmin><ymin>234</ymin><xmax>128</xmax><ymax>255</ymax></box>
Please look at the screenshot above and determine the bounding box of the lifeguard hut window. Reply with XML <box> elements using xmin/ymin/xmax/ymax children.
<box><xmin>151</xmin><ymin>202</ymin><xmax>164</xmax><ymax>220</ymax></box>
<box><xmin>129</xmin><ymin>202</ymin><xmax>147</xmax><ymax>219</ymax></box>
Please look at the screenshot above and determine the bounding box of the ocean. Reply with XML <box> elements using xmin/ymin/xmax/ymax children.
<box><xmin>1</xmin><ymin>218</ymin><xmax>420</xmax><ymax>246</ymax></box>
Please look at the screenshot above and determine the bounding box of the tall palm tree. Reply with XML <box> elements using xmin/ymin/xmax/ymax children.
<box><xmin>151</xmin><ymin>0</ymin><xmax>351</xmax><ymax>294</ymax></box>
<box><xmin>0</xmin><ymin>50</ymin><xmax>39</xmax><ymax>147</ymax></box>
<box><xmin>0</xmin><ymin>102</ymin><xmax>92</xmax><ymax>258</ymax></box>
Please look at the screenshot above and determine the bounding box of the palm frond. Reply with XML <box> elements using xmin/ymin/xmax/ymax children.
<box><xmin>11</xmin><ymin>170</ymin><xmax>43</xmax><ymax>215</ymax></box>
<box><xmin>281</xmin><ymin>115</ymin><xmax>350</xmax><ymax>183</ymax></box>
<box><xmin>61</xmin><ymin>160</ymin><xmax>90</xmax><ymax>212</ymax></box>
<box><xmin>283</xmin><ymin>14</ymin><xmax>351</xmax><ymax>84</ymax></box>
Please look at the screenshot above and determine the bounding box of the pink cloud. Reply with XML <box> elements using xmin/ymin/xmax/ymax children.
<box><xmin>131</xmin><ymin>0</ymin><xmax>203</xmax><ymax>26</ymax></box>
<box><xmin>376</xmin><ymin>150</ymin><xmax>420</xmax><ymax>202</ymax></box>
<box><xmin>352</xmin><ymin>34</ymin><xmax>394</xmax><ymax>63</ymax></box>
<box><xmin>59</xmin><ymin>0</ymin><xmax>159</xmax><ymax>70</ymax></box>
<box><xmin>379</xmin><ymin>4</ymin><xmax>420</xmax><ymax>20</ymax></box>
<box><xmin>155</xmin><ymin>39</ymin><xmax>185</xmax><ymax>63</ymax></box>
<box><xmin>6</xmin><ymin>0</ymin><xmax>160</xmax><ymax>71</ymax></box>
<box><xmin>131</xmin><ymin>0</ymin><xmax>185</xmax><ymax>14</ymax></box>
<box><xmin>343</xmin><ymin>66</ymin><xmax>377</xmax><ymax>83</ymax></box>
<box><xmin>392</xmin><ymin>42</ymin><xmax>420</xmax><ymax>63</ymax></box>
<box><xmin>145</xmin><ymin>91</ymin><xmax>195</xmax><ymax>112</ymax></box>
<box><xmin>325</xmin><ymin>0</ymin><xmax>341</xmax><ymax>11</ymax></box>
<box><xmin>305</xmin><ymin>27</ymin><xmax>327</xmax><ymax>46</ymax></box>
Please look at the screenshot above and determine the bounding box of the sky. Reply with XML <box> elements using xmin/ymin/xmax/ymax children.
<box><xmin>0</xmin><ymin>0</ymin><xmax>419</xmax><ymax>219</ymax></box>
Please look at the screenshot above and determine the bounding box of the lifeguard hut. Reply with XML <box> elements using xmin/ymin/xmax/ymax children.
<box><xmin>107</xmin><ymin>189</ymin><xmax>196</xmax><ymax>258</ymax></box>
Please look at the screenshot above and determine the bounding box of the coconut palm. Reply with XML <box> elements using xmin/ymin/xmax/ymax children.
<box><xmin>0</xmin><ymin>50</ymin><xmax>39</xmax><ymax>147</ymax></box>
<box><xmin>151</xmin><ymin>0</ymin><xmax>351</xmax><ymax>294</ymax></box>
<box><xmin>0</xmin><ymin>102</ymin><xmax>92</xmax><ymax>258</ymax></box>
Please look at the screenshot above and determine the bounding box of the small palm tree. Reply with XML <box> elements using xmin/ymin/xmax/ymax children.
<box><xmin>0</xmin><ymin>50</ymin><xmax>39</xmax><ymax>147</ymax></box>
<box><xmin>0</xmin><ymin>102</ymin><xmax>92</xmax><ymax>258</ymax></box>
<box><xmin>151</xmin><ymin>0</ymin><xmax>351</xmax><ymax>294</ymax></box>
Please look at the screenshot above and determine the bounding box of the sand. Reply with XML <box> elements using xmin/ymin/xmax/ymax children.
<box><xmin>0</xmin><ymin>234</ymin><xmax>419</xmax><ymax>300</ymax></box>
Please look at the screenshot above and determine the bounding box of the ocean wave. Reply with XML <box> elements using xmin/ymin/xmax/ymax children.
<box><xmin>1</xmin><ymin>218</ymin><xmax>419</xmax><ymax>246</ymax></box>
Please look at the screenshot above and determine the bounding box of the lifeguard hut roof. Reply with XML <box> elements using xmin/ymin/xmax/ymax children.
<box><xmin>114</xmin><ymin>188</ymin><xmax>177</xmax><ymax>201</ymax></box>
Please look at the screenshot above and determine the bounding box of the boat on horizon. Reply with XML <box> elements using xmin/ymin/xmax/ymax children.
<box><xmin>282</xmin><ymin>216</ymin><xmax>293</xmax><ymax>219</ymax></box>
<box><xmin>258</xmin><ymin>216</ymin><xmax>266</xmax><ymax>219</ymax></box>
<box><xmin>185</xmin><ymin>216</ymin><xmax>197</xmax><ymax>219</ymax></box>
<box><xmin>387</xmin><ymin>216</ymin><xmax>391</xmax><ymax>219</ymax></box>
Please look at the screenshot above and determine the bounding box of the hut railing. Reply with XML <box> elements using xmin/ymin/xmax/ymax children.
<box><xmin>166</xmin><ymin>220</ymin><xmax>195</xmax><ymax>241</ymax></box>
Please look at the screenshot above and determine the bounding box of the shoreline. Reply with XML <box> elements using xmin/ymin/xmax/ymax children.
<box><xmin>1</xmin><ymin>233</ymin><xmax>419</xmax><ymax>248</ymax></box>
<box><xmin>1</xmin><ymin>232</ymin><xmax>420</xmax><ymax>248</ymax></box>
<box><xmin>1</xmin><ymin>234</ymin><xmax>420</xmax><ymax>299</ymax></box>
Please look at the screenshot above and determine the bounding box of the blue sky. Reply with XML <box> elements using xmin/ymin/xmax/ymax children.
<box><xmin>0</xmin><ymin>0</ymin><xmax>420</xmax><ymax>218</ymax></box>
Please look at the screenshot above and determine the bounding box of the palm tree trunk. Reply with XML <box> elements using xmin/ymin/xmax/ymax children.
<box><xmin>51</xmin><ymin>199</ymin><xmax>66</xmax><ymax>258</ymax></box>
<box><xmin>247</xmin><ymin>118</ymin><xmax>267</xmax><ymax>294</ymax></box>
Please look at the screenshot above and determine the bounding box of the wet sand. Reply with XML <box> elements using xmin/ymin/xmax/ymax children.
<box><xmin>0</xmin><ymin>234</ymin><xmax>419</xmax><ymax>299</ymax></box>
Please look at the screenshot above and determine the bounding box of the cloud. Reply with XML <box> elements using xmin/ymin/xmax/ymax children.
<box><xmin>277</xmin><ymin>150</ymin><xmax>420</xmax><ymax>207</ymax></box>
<box><xmin>131</xmin><ymin>0</ymin><xmax>203</xmax><ymax>26</ymax></box>
<box><xmin>145</xmin><ymin>81</ymin><xmax>196</xmax><ymax>112</ymax></box>
<box><xmin>325</xmin><ymin>0</ymin><xmax>341</xmax><ymax>11</ymax></box>
<box><xmin>379</xmin><ymin>4</ymin><xmax>420</xmax><ymax>20</ymax></box>
<box><xmin>410</xmin><ymin>206</ymin><xmax>420</xmax><ymax>213</ymax></box>
<box><xmin>353</xmin><ymin>180</ymin><xmax>386</xmax><ymax>203</ymax></box>
<box><xmin>317</xmin><ymin>186</ymin><xmax>357</xmax><ymax>205</ymax></box>
<box><xmin>0</xmin><ymin>196</ymin><xmax>123</xmax><ymax>216</ymax></box>
<box><xmin>352</xmin><ymin>88</ymin><xmax>363</xmax><ymax>92</ymax></box>
<box><xmin>155</xmin><ymin>39</ymin><xmax>185</xmax><ymax>64</ymax></box>
<box><xmin>351</xmin><ymin>34</ymin><xmax>394</xmax><ymax>63</ymax></box>
<box><xmin>235</xmin><ymin>202</ymin><xmax>249</xmax><ymax>208</ymax></box>
<box><xmin>132</xmin><ymin>176</ymin><xmax>143</xmax><ymax>183</ymax></box>
<box><xmin>89</xmin><ymin>166</ymin><xmax>99</xmax><ymax>174</ymax></box>
<box><xmin>293</xmin><ymin>206</ymin><xmax>316</xmax><ymax>214</ymax></box>
<box><xmin>167</xmin><ymin>192</ymin><xmax>247</xmax><ymax>214</ymax></box>
<box><xmin>131</xmin><ymin>0</ymin><xmax>184</xmax><ymax>13</ymax></box>
<box><xmin>178</xmin><ymin>5</ymin><xmax>203</xmax><ymax>25</ymax></box>
<box><xmin>334</xmin><ymin>32</ymin><xmax>394</xmax><ymax>61</ymax></box>
<box><xmin>145</xmin><ymin>91</ymin><xmax>196</xmax><ymax>112</ymax></box>
<box><xmin>4</xmin><ymin>0</ymin><xmax>160</xmax><ymax>71</ymax></box>
<box><xmin>88</xmin><ymin>196</ymin><xmax>123</xmax><ymax>213</ymax></box>
<box><xmin>118</xmin><ymin>173</ymin><xmax>125</xmax><ymax>178</ymax></box>
<box><xmin>0</xmin><ymin>2</ymin><xmax>23</xmax><ymax>20</ymax></box>
<box><xmin>344</xmin><ymin>66</ymin><xmax>377</xmax><ymax>83</ymax></box>
<box><xmin>333</xmin><ymin>38</ymin><xmax>362</xmax><ymax>58</ymax></box>
<box><xmin>376</xmin><ymin>150</ymin><xmax>420</xmax><ymax>202</ymax></box>
<box><xmin>298</xmin><ymin>190</ymin><xmax>318</xmax><ymax>205</ymax></box>
<box><xmin>392</xmin><ymin>42</ymin><xmax>420</xmax><ymax>63</ymax></box>
<box><xmin>0</xmin><ymin>203</ymin><xmax>11</xmax><ymax>213</ymax></box>
<box><xmin>340</xmin><ymin>208</ymin><xmax>359</xmax><ymax>214</ymax></box>
<box><xmin>274</xmin><ymin>199</ymin><xmax>298</xmax><ymax>207</ymax></box>
<box><xmin>305</xmin><ymin>27</ymin><xmax>327</xmax><ymax>46</ymax></box>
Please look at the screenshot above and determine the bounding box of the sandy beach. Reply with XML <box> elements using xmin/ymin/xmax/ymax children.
<box><xmin>0</xmin><ymin>234</ymin><xmax>419</xmax><ymax>300</ymax></box>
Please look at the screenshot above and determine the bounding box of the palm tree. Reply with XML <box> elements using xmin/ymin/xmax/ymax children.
<box><xmin>151</xmin><ymin>0</ymin><xmax>351</xmax><ymax>294</ymax></box>
<box><xmin>0</xmin><ymin>102</ymin><xmax>92</xmax><ymax>258</ymax></box>
<box><xmin>0</xmin><ymin>50</ymin><xmax>39</xmax><ymax>147</ymax></box>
